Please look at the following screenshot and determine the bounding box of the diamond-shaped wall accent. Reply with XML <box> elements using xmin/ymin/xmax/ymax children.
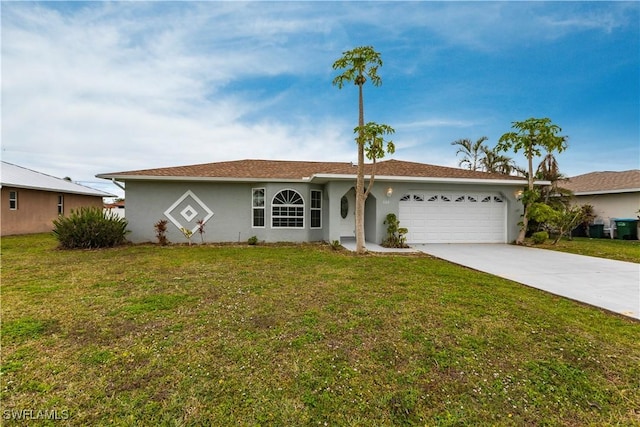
<box><xmin>181</xmin><ymin>205</ymin><xmax>198</xmax><ymax>222</ymax></box>
<box><xmin>164</xmin><ymin>190</ymin><xmax>214</xmax><ymax>233</ymax></box>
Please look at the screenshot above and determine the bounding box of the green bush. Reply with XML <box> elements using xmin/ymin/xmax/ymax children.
<box><xmin>382</xmin><ymin>213</ymin><xmax>408</xmax><ymax>248</ymax></box>
<box><xmin>531</xmin><ymin>231</ymin><xmax>549</xmax><ymax>245</ymax></box>
<box><xmin>52</xmin><ymin>207</ymin><xmax>129</xmax><ymax>249</ymax></box>
<box><xmin>247</xmin><ymin>236</ymin><xmax>258</xmax><ymax>245</ymax></box>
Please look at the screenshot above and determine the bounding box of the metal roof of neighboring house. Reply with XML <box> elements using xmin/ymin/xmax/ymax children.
<box><xmin>1</xmin><ymin>161</ymin><xmax>115</xmax><ymax>197</ymax></box>
<box><xmin>560</xmin><ymin>170</ymin><xmax>640</xmax><ymax>195</ymax></box>
<box><xmin>97</xmin><ymin>159</ymin><xmax>533</xmax><ymax>185</ymax></box>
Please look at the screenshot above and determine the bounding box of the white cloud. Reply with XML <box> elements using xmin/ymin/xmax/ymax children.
<box><xmin>537</xmin><ymin>3</ymin><xmax>637</xmax><ymax>35</ymax></box>
<box><xmin>1</xmin><ymin>0</ymin><xmax>637</xmax><ymax>194</ymax></box>
<box><xmin>2</xmin><ymin>3</ymin><xmax>349</xmax><ymax>183</ymax></box>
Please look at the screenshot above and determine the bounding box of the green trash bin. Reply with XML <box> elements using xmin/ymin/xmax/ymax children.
<box><xmin>589</xmin><ymin>224</ymin><xmax>604</xmax><ymax>238</ymax></box>
<box><xmin>614</xmin><ymin>219</ymin><xmax>639</xmax><ymax>240</ymax></box>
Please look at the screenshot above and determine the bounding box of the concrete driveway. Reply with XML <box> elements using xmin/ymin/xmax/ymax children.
<box><xmin>416</xmin><ymin>244</ymin><xmax>640</xmax><ymax>320</ymax></box>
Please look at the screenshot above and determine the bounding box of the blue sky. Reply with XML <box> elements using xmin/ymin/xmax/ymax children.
<box><xmin>2</xmin><ymin>1</ymin><xmax>638</xmax><ymax>197</ymax></box>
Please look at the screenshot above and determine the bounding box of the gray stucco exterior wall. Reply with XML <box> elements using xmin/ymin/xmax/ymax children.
<box><xmin>125</xmin><ymin>180</ymin><xmax>328</xmax><ymax>244</ymax></box>
<box><xmin>124</xmin><ymin>179</ymin><xmax>525</xmax><ymax>245</ymax></box>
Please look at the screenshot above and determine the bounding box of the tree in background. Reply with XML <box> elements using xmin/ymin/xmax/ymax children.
<box><xmin>479</xmin><ymin>147</ymin><xmax>520</xmax><ymax>175</ymax></box>
<box><xmin>333</xmin><ymin>46</ymin><xmax>384</xmax><ymax>254</ymax></box>
<box><xmin>450</xmin><ymin>136</ymin><xmax>522</xmax><ymax>176</ymax></box>
<box><xmin>496</xmin><ymin>117</ymin><xmax>567</xmax><ymax>244</ymax></box>
<box><xmin>536</xmin><ymin>152</ymin><xmax>572</xmax><ymax>205</ymax></box>
<box><xmin>528</xmin><ymin>202</ymin><xmax>585</xmax><ymax>244</ymax></box>
<box><xmin>451</xmin><ymin>136</ymin><xmax>489</xmax><ymax>171</ymax></box>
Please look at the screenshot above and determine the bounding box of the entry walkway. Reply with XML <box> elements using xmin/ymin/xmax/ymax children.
<box><xmin>416</xmin><ymin>244</ymin><xmax>640</xmax><ymax>320</ymax></box>
<box><xmin>339</xmin><ymin>238</ymin><xmax>418</xmax><ymax>254</ymax></box>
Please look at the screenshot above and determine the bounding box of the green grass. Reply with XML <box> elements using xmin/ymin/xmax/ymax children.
<box><xmin>2</xmin><ymin>233</ymin><xmax>639</xmax><ymax>426</ymax></box>
<box><xmin>533</xmin><ymin>237</ymin><xmax>640</xmax><ymax>263</ymax></box>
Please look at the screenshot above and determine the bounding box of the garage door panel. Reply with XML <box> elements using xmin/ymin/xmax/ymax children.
<box><xmin>399</xmin><ymin>191</ymin><xmax>506</xmax><ymax>244</ymax></box>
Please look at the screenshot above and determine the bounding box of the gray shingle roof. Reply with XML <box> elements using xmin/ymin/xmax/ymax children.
<box><xmin>1</xmin><ymin>161</ymin><xmax>114</xmax><ymax>197</ymax></box>
<box><xmin>561</xmin><ymin>170</ymin><xmax>640</xmax><ymax>194</ymax></box>
<box><xmin>97</xmin><ymin>159</ymin><xmax>526</xmax><ymax>182</ymax></box>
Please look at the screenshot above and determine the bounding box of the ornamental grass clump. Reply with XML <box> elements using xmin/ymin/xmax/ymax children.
<box><xmin>52</xmin><ymin>207</ymin><xmax>129</xmax><ymax>249</ymax></box>
<box><xmin>180</xmin><ymin>227</ymin><xmax>194</xmax><ymax>246</ymax></box>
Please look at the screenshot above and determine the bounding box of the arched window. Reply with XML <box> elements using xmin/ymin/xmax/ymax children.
<box><xmin>272</xmin><ymin>189</ymin><xmax>304</xmax><ymax>228</ymax></box>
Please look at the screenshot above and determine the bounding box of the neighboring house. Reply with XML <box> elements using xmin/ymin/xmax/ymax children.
<box><xmin>1</xmin><ymin>161</ymin><xmax>115</xmax><ymax>236</ymax></box>
<box><xmin>561</xmin><ymin>170</ymin><xmax>640</xmax><ymax>238</ymax></box>
<box><xmin>97</xmin><ymin>159</ymin><xmax>539</xmax><ymax>245</ymax></box>
<box><xmin>104</xmin><ymin>200</ymin><xmax>126</xmax><ymax>219</ymax></box>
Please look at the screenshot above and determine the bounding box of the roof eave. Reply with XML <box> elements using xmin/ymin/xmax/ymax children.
<box><xmin>573</xmin><ymin>188</ymin><xmax>640</xmax><ymax>196</ymax></box>
<box><xmin>96</xmin><ymin>174</ymin><xmax>309</xmax><ymax>183</ymax></box>
<box><xmin>2</xmin><ymin>183</ymin><xmax>114</xmax><ymax>197</ymax></box>
<box><xmin>97</xmin><ymin>173</ymin><xmax>547</xmax><ymax>187</ymax></box>
<box><xmin>310</xmin><ymin>174</ymin><xmax>545</xmax><ymax>186</ymax></box>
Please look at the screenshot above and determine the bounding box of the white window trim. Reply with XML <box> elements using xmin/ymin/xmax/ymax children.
<box><xmin>271</xmin><ymin>188</ymin><xmax>305</xmax><ymax>229</ymax></box>
<box><xmin>57</xmin><ymin>195</ymin><xmax>64</xmax><ymax>215</ymax></box>
<box><xmin>9</xmin><ymin>190</ymin><xmax>18</xmax><ymax>210</ymax></box>
<box><xmin>310</xmin><ymin>189</ymin><xmax>322</xmax><ymax>229</ymax></box>
<box><xmin>252</xmin><ymin>188</ymin><xmax>266</xmax><ymax>228</ymax></box>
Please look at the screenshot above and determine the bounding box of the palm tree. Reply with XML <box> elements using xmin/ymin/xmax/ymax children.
<box><xmin>451</xmin><ymin>136</ymin><xmax>488</xmax><ymax>171</ymax></box>
<box><xmin>479</xmin><ymin>147</ymin><xmax>518</xmax><ymax>175</ymax></box>
<box><xmin>537</xmin><ymin>152</ymin><xmax>563</xmax><ymax>182</ymax></box>
<box><xmin>333</xmin><ymin>46</ymin><xmax>383</xmax><ymax>254</ymax></box>
<box><xmin>536</xmin><ymin>152</ymin><xmax>571</xmax><ymax>205</ymax></box>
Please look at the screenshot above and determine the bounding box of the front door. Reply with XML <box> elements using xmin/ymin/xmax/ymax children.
<box><xmin>339</xmin><ymin>189</ymin><xmax>356</xmax><ymax>237</ymax></box>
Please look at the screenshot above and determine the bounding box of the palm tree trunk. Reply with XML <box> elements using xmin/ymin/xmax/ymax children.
<box><xmin>355</xmin><ymin>80</ymin><xmax>366</xmax><ymax>254</ymax></box>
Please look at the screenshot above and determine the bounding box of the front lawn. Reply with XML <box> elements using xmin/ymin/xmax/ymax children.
<box><xmin>533</xmin><ymin>237</ymin><xmax>640</xmax><ymax>263</ymax></box>
<box><xmin>2</xmin><ymin>234</ymin><xmax>639</xmax><ymax>426</ymax></box>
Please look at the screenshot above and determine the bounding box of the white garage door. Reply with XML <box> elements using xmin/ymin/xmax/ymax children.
<box><xmin>399</xmin><ymin>192</ymin><xmax>506</xmax><ymax>244</ymax></box>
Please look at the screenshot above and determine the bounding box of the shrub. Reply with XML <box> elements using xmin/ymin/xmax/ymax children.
<box><xmin>196</xmin><ymin>219</ymin><xmax>206</xmax><ymax>243</ymax></box>
<box><xmin>330</xmin><ymin>240</ymin><xmax>341</xmax><ymax>250</ymax></box>
<box><xmin>154</xmin><ymin>219</ymin><xmax>169</xmax><ymax>245</ymax></box>
<box><xmin>53</xmin><ymin>207</ymin><xmax>129</xmax><ymax>249</ymax></box>
<box><xmin>531</xmin><ymin>231</ymin><xmax>549</xmax><ymax>245</ymax></box>
<box><xmin>382</xmin><ymin>213</ymin><xmax>408</xmax><ymax>248</ymax></box>
<box><xmin>180</xmin><ymin>227</ymin><xmax>194</xmax><ymax>246</ymax></box>
<box><xmin>247</xmin><ymin>236</ymin><xmax>258</xmax><ymax>245</ymax></box>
